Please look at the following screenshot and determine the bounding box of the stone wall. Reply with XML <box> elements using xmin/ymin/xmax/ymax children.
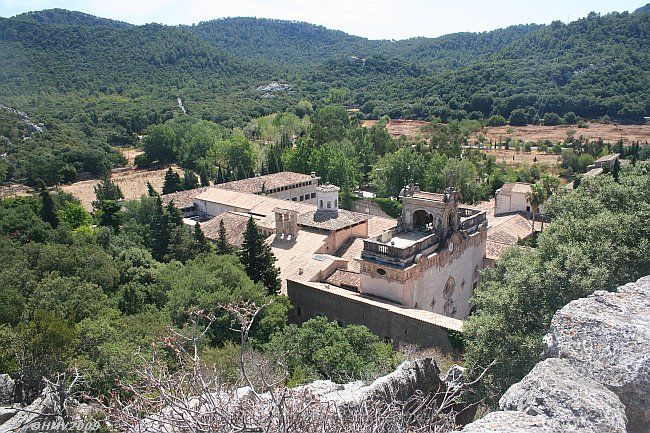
<box><xmin>461</xmin><ymin>275</ymin><xmax>650</xmax><ymax>433</ymax></box>
<box><xmin>287</xmin><ymin>279</ymin><xmax>458</xmax><ymax>352</ymax></box>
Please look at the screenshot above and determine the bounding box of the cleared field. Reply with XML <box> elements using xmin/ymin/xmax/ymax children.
<box><xmin>474</xmin><ymin>123</ymin><xmax>650</xmax><ymax>145</ymax></box>
<box><xmin>480</xmin><ymin>149</ymin><xmax>561</xmax><ymax>166</ymax></box>
<box><xmin>116</xmin><ymin>147</ymin><xmax>144</xmax><ymax>165</ymax></box>
<box><xmin>62</xmin><ymin>166</ymin><xmax>182</xmax><ymax>211</ymax></box>
<box><xmin>362</xmin><ymin>119</ymin><xmax>650</xmax><ymax>144</ymax></box>
<box><xmin>361</xmin><ymin>120</ymin><xmax>429</xmax><ymax>138</ymax></box>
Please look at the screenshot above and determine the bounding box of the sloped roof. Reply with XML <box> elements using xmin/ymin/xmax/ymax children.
<box><xmin>200</xmin><ymin>211</ymin><xmax>251</xmax><ymax>248</ymax></box>
<box><xmin>297</xmin><ymin>209</ymin><xmax>370</xmax><ymax>231</ymax></box>
<box><xmin>498</xmin><ymin>182</ymin><xmax>532</xmax><ymax>196</ymax></box>
<box><xmin>215</xmin><ymin>172</ymin><xmax>317</xmax><ymax>194</ymax></box>
<box><xmin>325</xmin><ymin>269</ymin><xmax>360</xmax><ymax>290</ymax></box>
<box><xmin>487</xmin><ymin>213</ymin><xmax>535</xmax><ymax>245</ymax></box>
<box><xmin>162</xmin><ymin>186</ymin><xmax>211</xmax><ymax>208</ymax></box>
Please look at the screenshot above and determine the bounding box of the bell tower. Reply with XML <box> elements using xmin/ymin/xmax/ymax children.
<box><xmin>315</xmin><ymin>184</ymin><xmax>340</xmax><ymax>217</ymax></box>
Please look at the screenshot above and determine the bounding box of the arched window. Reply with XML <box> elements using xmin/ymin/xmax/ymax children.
<box><xmin>327</xmin><ymin>201</ymin><xmax>331</xmax><ymax>208</ymax></box>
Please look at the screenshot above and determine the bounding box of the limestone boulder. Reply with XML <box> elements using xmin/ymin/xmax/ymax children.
<box><xmin>460</xmin><ymin>411</ymin><xmax>559</xmax><ymax>433</ymax></box>
<box><xmin>0</xmin><ymin>388</ymin><xmax>61</xmax><ymax>432</ymax></box>
<box><xmin>318</xmin><ymin>358</ymin><xmax>442</xmax><ymax>407</ymax></box>
<box><xmin>499</xmin><ymin>358</ymin><xmax>627</xmax><ymax>433</ymax></box>
<box><xmin>0</xmin><ymin>406</ymin><xmax>18</xmax><ymax>424</ymax></box>
<box><xmin>542</xmin><ymin>275</ymin><xmax>650</xmax><ymax>433</ymax></box>
<box><xmin>0</xmin><ymin>374</ymin><xmax>14</xmax><ymax>405</ymax></box>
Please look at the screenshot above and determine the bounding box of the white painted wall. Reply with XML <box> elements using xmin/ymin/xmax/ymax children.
<box><xmin>495</xmin><ymin>192</ymin><xmax>530</xmax><ymax>215</ymax></box>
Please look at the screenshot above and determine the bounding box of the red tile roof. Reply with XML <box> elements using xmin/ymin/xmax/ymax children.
<box><xmin>215</xmin><ymin>172</ymin><xmax>317</xmax><ymax>194</ymax></box>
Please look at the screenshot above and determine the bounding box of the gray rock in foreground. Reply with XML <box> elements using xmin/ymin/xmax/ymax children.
<box><xmin>460</xmin><ymin>411</ymin><xmax>558</xmax><ymax>433</ymax></box>
<box><xmin>0</xmin><ymin>389</ymin><xmax>62</xmax><ymax>432</ymax></box>
<box><xmin>499</xmin><ymin>358</ymin><xmax>627</xmax><ymax>433</ymax></box>
<box><xmin>309</xmin><ymin>358</ymin><xmax>442</xmax><ymax>407</ymax></box>
<box><xmin>542</xmin><ymin>275</ymin><xmax>650</xmax><ymax>433</ymax></box>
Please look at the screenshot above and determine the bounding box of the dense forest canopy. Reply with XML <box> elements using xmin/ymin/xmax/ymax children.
<box><xmin>0</xmin><ymin>6</ymin><xmax>648</xmax><ymax>186</ymax></box>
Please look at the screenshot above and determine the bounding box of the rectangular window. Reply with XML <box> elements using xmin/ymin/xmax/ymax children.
<box><xmin>311</xmin><ymin>193</ymin><xmax>316</xmax><ymax>199</ymax></box>
<box><xmin>296</xmin><ymin>306</ymin><xmax>302</xmax><ymax>317</ymax></box>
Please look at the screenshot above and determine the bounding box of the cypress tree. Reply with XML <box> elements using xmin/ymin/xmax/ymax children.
<box><xmin>146</xmin><ymin>181</ymin><xmax>158</xmax><ymax>197</ymax></box>
<box><xmin>238</xmin><ymin>217</ymin><xmax>280</xmax><ymax>295</ymax></box>
<box><xmin>199</xmin><ymin>169</ymin><xmax>210</xmax><ymax>187</ymax></box>
<box><xmin>194</xmin><ymin>222</ymin><xmax>211</xmax><ymax>253</ymax></box>
<box><xmin>166</xmin><ymin>201</ymin><xmax>183</xmax><ymax>227</ymax></box>
<box><xmin>182</xmin><ymin>170</ymin><xmax>199</xmax><ymax>190</ymax></box>
<box><xmin>216</xmin><ymin>166</ymin><xmax>224</xmax><ymax>184</ymax></box>
<box><xmin>612</xmin><ymin>158</ymin><xmax>621</xmax><ymax>182</ymax></box>
<box><xmin>216</xmin><ymin>218</ymin><xmax>232</xmax><ymax>254</ymax></box>
<box><xmin>97</xmin><ymin>200</ymin><xmax>121</xmax><ymax>232</ymax></box>
<box><xmin>162</xmin><ymin>167</ymin><xmax>181</xmax><ymax>194</ymax></box>
<box><xmin>39</xmin><ymin>186</ymin><xmax>59</xmax><ymax>228</ymax></box>
<box><xmin>150</xmin><ymin>196</ymin><xmax>169</xmax><ymax>261</ymax></box>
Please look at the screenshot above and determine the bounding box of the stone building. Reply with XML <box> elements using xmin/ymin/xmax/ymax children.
<box><xmin>163</xmin><ymin>179</ymin><xmax>487</xmax><ymax>334</ymax></box>
<box><xmin>494</xmin><ymin>182</ymin><xmax>532</xmax><ymax>215</ymax></box>
<box><xmin>215</xmin><ymin>171</ymin><xmax>320</xmax><ymax>203</ymax></box>
<box><xmin>358</xmin><ymin>185</ymin><xmax>487</xmax><ymax>319</ymax></box>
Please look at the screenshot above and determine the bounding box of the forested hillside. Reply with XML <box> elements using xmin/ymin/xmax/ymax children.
<box><xmin>0</xmin><ymin>6</ymin><xmax>648</xmax><ymax>185</ymax></box>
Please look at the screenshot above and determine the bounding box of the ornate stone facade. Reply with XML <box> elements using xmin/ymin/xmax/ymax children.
<box><xmin>359</xmin><ymin>186</ymin><xmax>487</xmax><ymax>319</ymax></box>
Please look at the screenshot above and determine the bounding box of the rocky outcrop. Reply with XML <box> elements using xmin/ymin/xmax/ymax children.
<box><xmin>0</xmin><ymin>374</ymin><xmax>14</xmax><ymax>405</ymax></box>
<box><xmin>318</xmin><ymin>358</ymin><xmax>441</xmax><ymax>407</ymax></box>
<box><xmin>499</xmin><ymin>358</ymin><xmax>627</xmax><ymax>433</ymax></box>
<box><xmin>0</xmin><ymin>388</ymin><xmax>62</xmax><ymax>432</ymax></box>
<box><xmin>462</xmin><ymin>275</ymin><xmax>650</xmax><ymax>433</ymax></box>
<box><xmin>542</xmin><ymin>275</ymin><xmax>649</xmax><ymax>433</ymax></box>
<box><xmin>461</xmin><ymin>411</ymin><xmax>558</xmax><ymax>433</ymax></box>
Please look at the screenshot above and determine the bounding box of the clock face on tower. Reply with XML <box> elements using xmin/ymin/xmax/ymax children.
<box><xmin>448</xmin><ymin>241</ymin><xmax>454</xmax><ymax>253</ymax></box>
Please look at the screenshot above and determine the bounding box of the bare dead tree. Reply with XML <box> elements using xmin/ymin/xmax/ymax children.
<box><xmin>101</xmin><ymin>302</ymin><xmax>492</xmax><ymax>433</ymax></box>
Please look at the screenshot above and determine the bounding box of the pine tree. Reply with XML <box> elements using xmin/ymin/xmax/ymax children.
<box><xmin>238</xmin><ymin>217</ymin><xmax>280</xmax><ymax>295</ymax></box>
<box><xmin>216</xmin><ymin>218</ymin><xmax>232</xmax><ymax>255</ymax></box>
<box><xmin>162</xmin><ymin>167</ymin><xmax>181</xmax><ymax>194</ymax></box>
<box><xmin>39</xmin><ymin>186</ymin><xmax>58</xmax><ymax>228</ymax></box>
<box><xmin>194</xmin><ymin>222</ymin><xmax>211</xmax><ymax>253</ymax></box>
<box><xmin>93</xmin><ymin>176</ymin><xmax>123</xmax><ymax>210</ymax></box>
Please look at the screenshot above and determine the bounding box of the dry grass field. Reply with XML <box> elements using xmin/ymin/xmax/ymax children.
<box><xmin>361</xmin><ymin>120</ymin><xmax>429</xmax><ymax>139</ymax></box>
<box><xmin>476</xmin><ymin>123</ymin><xmax>650</xmax><ymax>145</ymax></box>
<box><xmin>62</xmin><ymin>166</ymin><xmax>183</xmax><ymax>211</ymax></box>
<box><xmin>478</xmin><ymin>149</ymin><xmax>561</xmax><ymax>166</ymax></box>
<box><xmin>362</xmin><ymin>119</ymin><xmax>650</xmax><ymax>145</ymax></box>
